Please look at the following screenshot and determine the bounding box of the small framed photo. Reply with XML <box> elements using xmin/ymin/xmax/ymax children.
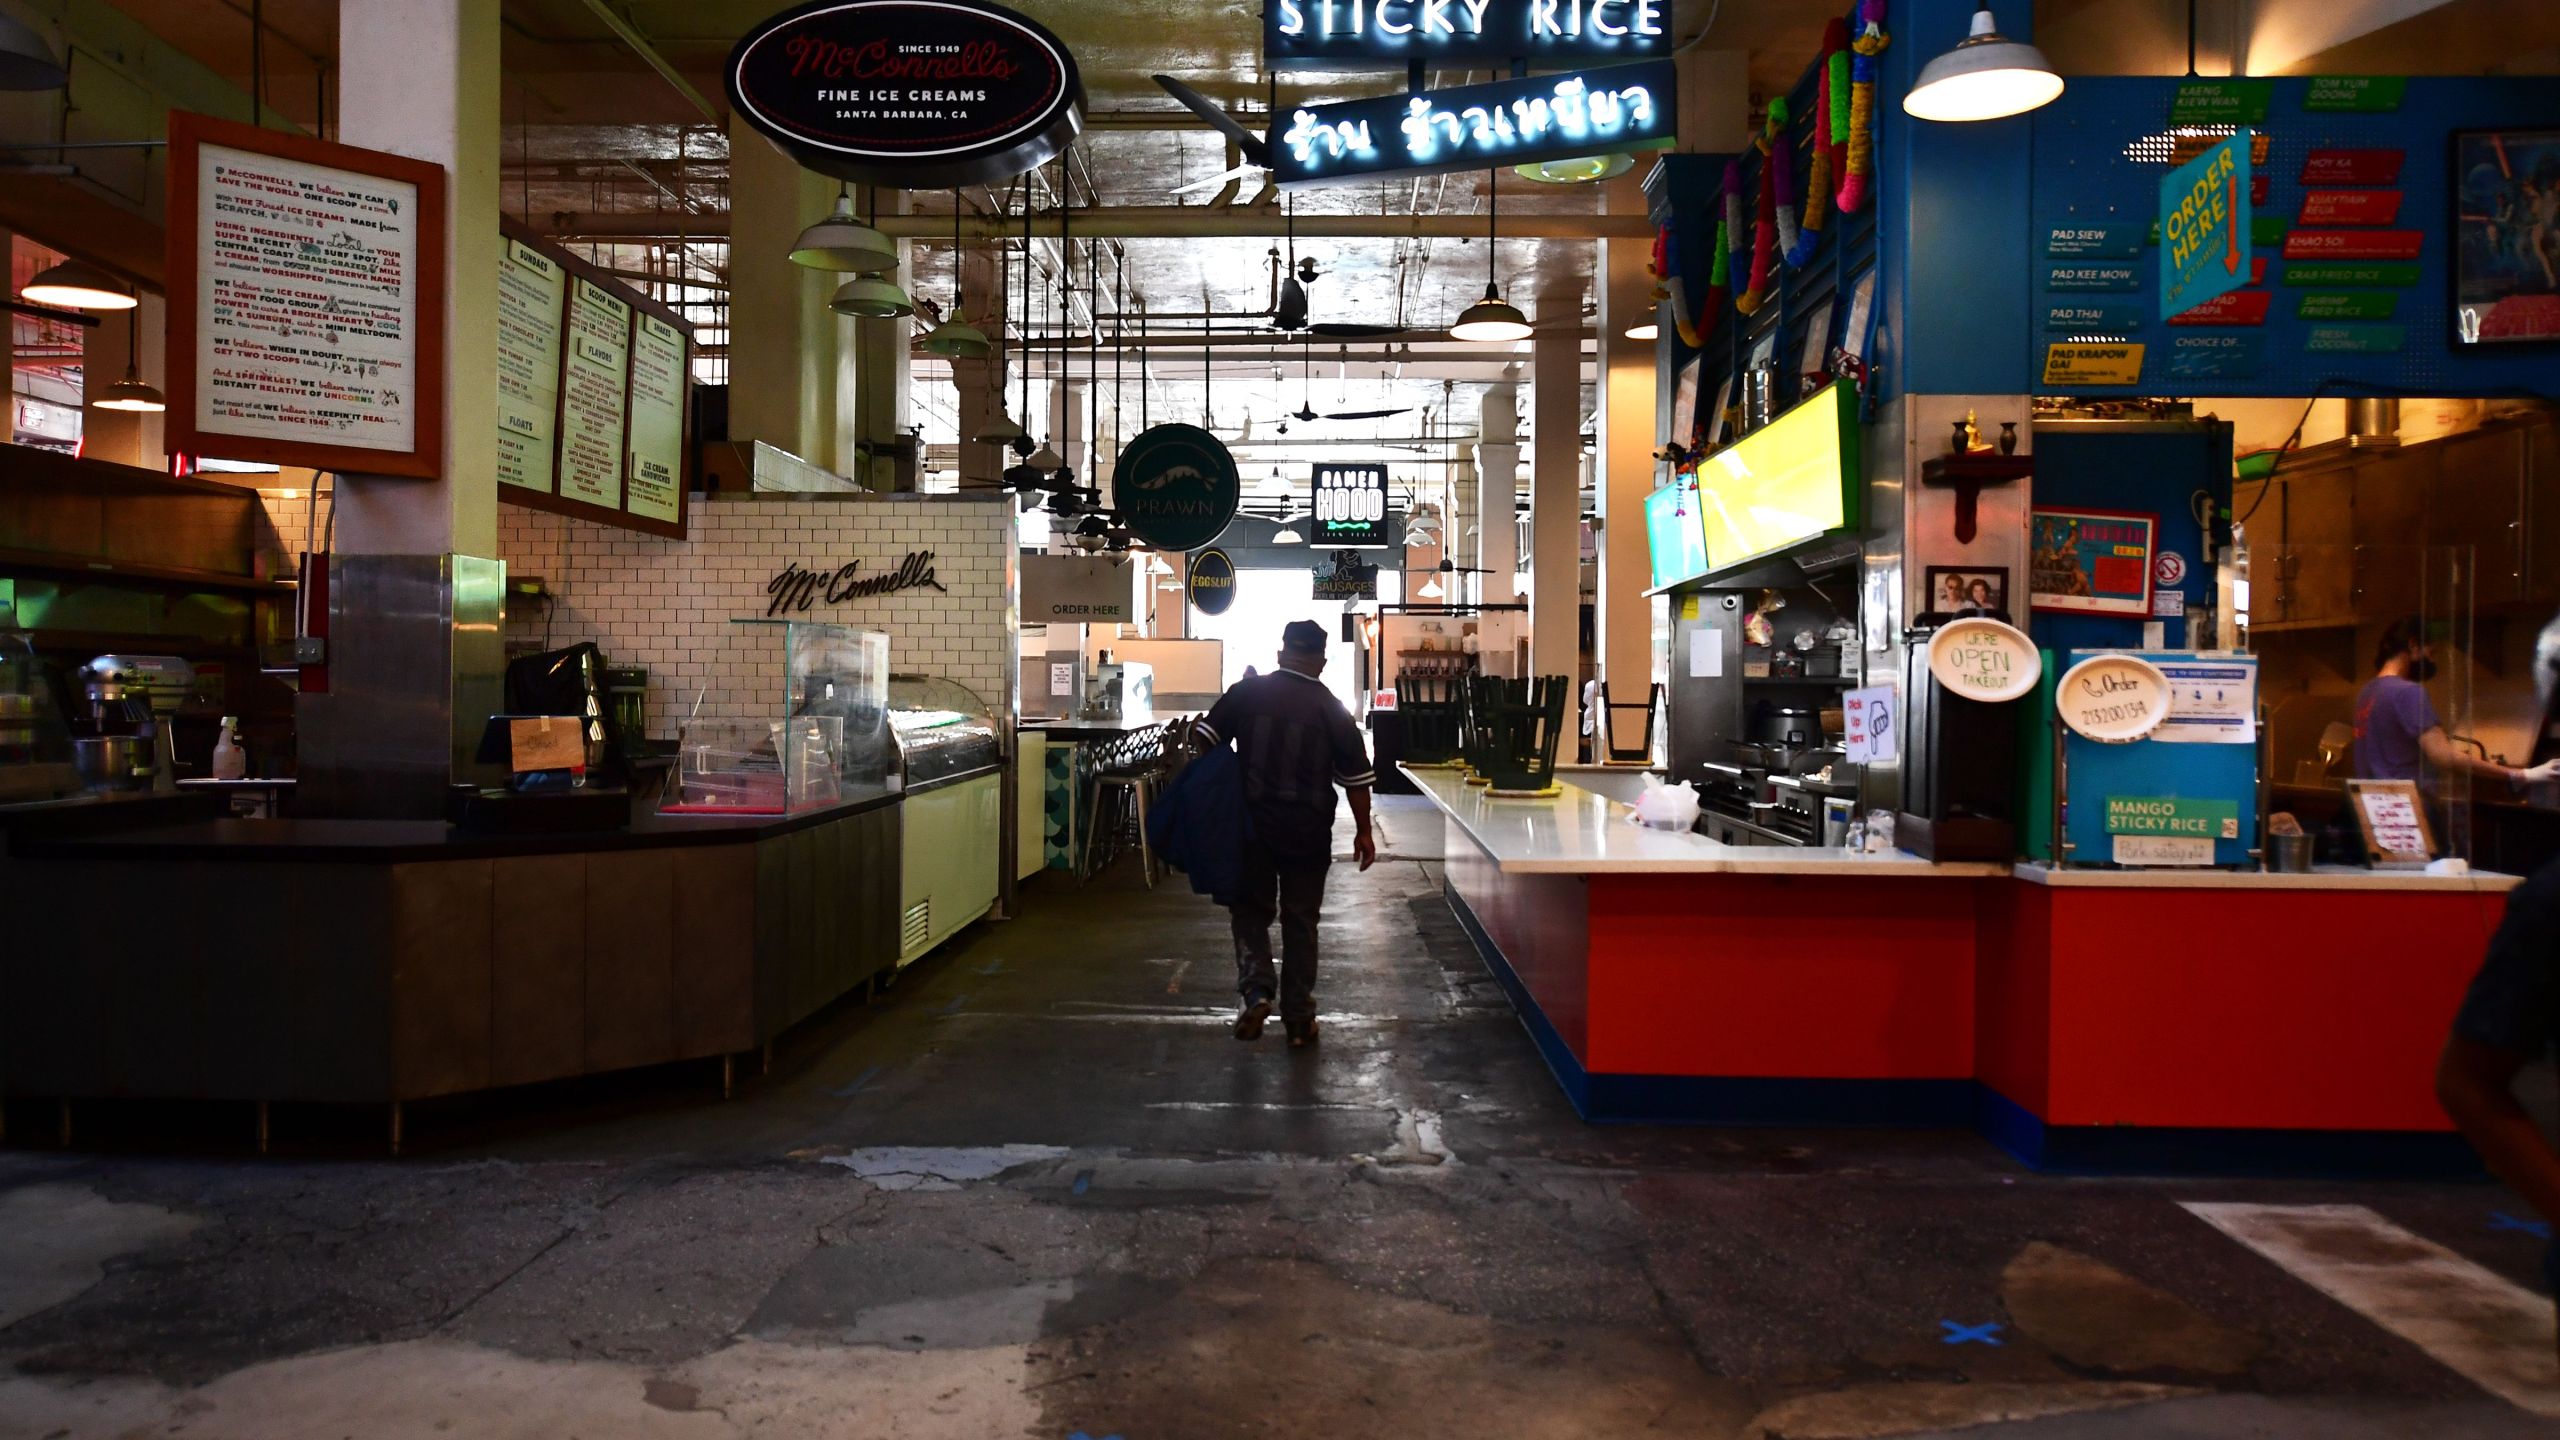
<box><xmin>2453</xmin><ymin>128</ymin><xmax>2560</xmax><ymax>347</ymax></box>
<box><xmin>1924</xmin><ymin>565</ymin><xmax>2011</xmax><ymax>620</ymax></box>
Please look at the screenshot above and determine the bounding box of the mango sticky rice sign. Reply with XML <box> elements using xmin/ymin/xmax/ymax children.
<box><xmin>2161</xmin><ymin>130</ymin><xmax>2253</xmax><ymax>321</ymax></box>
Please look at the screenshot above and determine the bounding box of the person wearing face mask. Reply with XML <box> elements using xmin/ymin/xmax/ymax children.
<box><xmin>2354</xmin><ymin>615</ymin><xmax>2560</xmax><ymax>789</ymax></box>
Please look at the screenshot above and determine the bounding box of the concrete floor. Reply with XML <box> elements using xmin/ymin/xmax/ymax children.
<box><xmin>3</xmin><ymin>795</ymin><xmax>2559</xmax><ymax>1438</ymax></box>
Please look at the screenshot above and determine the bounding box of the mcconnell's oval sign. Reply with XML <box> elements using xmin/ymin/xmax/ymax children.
<box><xmin>727</xmin><ymin>0</ymin><xmax>1085</xmax><ymax>188</ymax></box>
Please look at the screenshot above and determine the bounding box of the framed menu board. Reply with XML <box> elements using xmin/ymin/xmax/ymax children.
<box><xmin>492</xmin><ymin>218</ymin><xmax>693</xmax><ymax>539</ymax></box>
<box><xmin>165</xmin><ymin>111</ymin><xmax>447</xmax><ymax>476</ymax></box>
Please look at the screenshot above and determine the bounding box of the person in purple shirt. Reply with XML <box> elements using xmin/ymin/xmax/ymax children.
<box><xmin>2353</xmin><ymin>616</ymin><xmax>2559</xmax><ymax>789</ymax></box>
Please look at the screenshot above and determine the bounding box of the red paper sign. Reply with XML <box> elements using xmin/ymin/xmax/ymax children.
<box><xmin>2300</xmin><ymin>148</ymin><xmax>2403</xmax><ymax>185</ymax></box>
<box><xmin>2250</xmin><ymin>172</ymin><xmax>2271</xmax><ymax>205</ymax></box>
<box><xmin>2249</xmin><ymin>256</ymin><xmax>2269</xmax><ymax>286</ymax></box>
<box><xmin>2168</xmin><ymin>290</ymin><xmax>2273</xmax><ymax>326</ymax></box>
<box><xmin>2282</xmin><ymin>229</ymin><xmax>2423</xmax><ymax>260</ymax></box>
<box><xmin>2297</xmin><ymin>189</ymin><xmax>2403</xmax><ymax>226</ymax></box>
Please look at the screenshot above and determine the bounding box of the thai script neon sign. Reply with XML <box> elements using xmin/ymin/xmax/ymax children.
<box><xmin>1269</xmin><ymin>59</ymin><xmax>1675</xmax><ymax>185</ymax></box>
<box><xmin>1267</xmin><ymin>0</ymin><xmax>1668</xmax><ymax>67</ymax></box>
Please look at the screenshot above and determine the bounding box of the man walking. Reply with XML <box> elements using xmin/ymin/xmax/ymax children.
<box><xmin>1196</xmin><ymin>620</ymin><xmax>1376</xmax><ymax>1047</ymax></box>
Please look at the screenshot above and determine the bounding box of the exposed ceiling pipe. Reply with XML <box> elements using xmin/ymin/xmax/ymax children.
<box><xmin>534</xmin><ymin>210</ymin><xmax>1653</xmax><ymax>241</ymax></box>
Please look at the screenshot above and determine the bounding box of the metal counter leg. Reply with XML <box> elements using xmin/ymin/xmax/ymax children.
<box><xmin>257</xmin><ymin>1100</ymin><xmax>271</xmax><ymax>1156</ymax></box>
<box><xmin>388</xmin><ymin>1101</ymin><xmax>404</xmax><ymax>1156</ymax></box>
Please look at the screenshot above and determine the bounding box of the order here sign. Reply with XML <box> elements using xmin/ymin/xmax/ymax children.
<box><xmin>2160</xmin><ymin>130</ymin><xmax>2253</xmax><ymax>321</ymax></box>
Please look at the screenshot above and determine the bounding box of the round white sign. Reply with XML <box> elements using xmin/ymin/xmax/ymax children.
<box><xmin>2056</xmin><ymin>653</ymin><xmax>2172</xmax><ymax>742</ymax></box>
<box><xmin>2154</xmin><ymin>551</ymin><xmax>2187</xmax><ymax>587</ymax></box>
<box><xmin>1927</xmin><ymin>617</ymin><xmax>2043</xmax><ymax>703</ymax></box>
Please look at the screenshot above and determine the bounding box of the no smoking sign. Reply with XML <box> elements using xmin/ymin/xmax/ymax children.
<box><xmin>2154</xmin><ymin>551</ymin><xmax>2188</xmax><ymax>587</ymax></box>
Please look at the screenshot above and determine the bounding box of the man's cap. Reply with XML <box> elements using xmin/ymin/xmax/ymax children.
<box><xmin>1281</xmin><ymin>619</ymin><xmax>1328</xmax><ymax>654</ymax></box>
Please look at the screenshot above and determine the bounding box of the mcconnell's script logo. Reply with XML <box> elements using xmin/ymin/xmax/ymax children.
<box><xmin>765</xmin><ymin>552</ymin><xmax>947</xmax><ymax>616</ymax></box>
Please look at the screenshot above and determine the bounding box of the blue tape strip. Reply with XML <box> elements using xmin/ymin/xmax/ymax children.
<box><xmin>1941</xmin><ymin>1320</ymin><xmax>2004</xmax><ymax>1346</ymax></box>
<box><xmin>2492</xmin><ymin>1211</ymin><xmax>2552</xmax><ymax>1239</ymax></box>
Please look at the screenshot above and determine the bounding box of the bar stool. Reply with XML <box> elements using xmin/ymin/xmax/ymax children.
<box><xmin>1083</xmin><ymin>721</ymin><xmax>1170</xmax><ymax>885</ymax></box>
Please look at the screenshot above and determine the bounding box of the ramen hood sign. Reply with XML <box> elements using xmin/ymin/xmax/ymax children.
<box><xmin>727</xmin><ymin>0</ymin><xmax>1086</xmax><ymax>188</ymax></box>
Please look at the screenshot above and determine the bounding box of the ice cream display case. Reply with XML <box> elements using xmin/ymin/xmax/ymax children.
<box><xmin>888</xmin><ymin>673</ymin><xmax>1004</xmax><ymax>964</ymax></box>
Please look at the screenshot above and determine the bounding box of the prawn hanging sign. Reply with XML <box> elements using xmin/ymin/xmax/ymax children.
<box><xmin>1269</xmin><ymin>59</ymin><xmax>1676</xmax><ymax>186</ymax></box>
<box><xmin>2159</xmin><ymin>129</ymin><xmax>2254</xmax><ymax>321</ymax></box>
<box><xmin>1266</xmin><ymin>0</ymin><xmax>1672</xmax><ymax>68</ymax></box>
<box><xmin>1115</xmin><ymin>423</ymin><xmax>1242</xmax><ymax>553</ymax></box>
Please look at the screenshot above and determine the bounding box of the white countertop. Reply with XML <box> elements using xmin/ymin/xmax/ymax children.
<box><xmin>2012</xmin><ymin>862</ymin><xmax>2523</xmax><ymax>893</ymax></box>
<box><xmin>1401</xmin><ymin>766</ymin><xmax>2008</xmax><ymax>878</ymax></box>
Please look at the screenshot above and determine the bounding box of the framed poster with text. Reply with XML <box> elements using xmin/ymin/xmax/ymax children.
<box><xmin>2030</xmin><ymin>506</ymin><xmax>2156</xmax><ymax>617</ymax></box>
<box><xmin>165</xmin><ymin>111</ymin><xmax>447</xmax><ymax>477</ymax></box>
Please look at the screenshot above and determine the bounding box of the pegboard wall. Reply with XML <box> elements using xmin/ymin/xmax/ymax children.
<box><xmin>2027</xmin><ymin>76</ymin><xmax>2559</xmax><ymax>399</ymax></box>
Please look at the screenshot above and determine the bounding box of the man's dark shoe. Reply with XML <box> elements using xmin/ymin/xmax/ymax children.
<box><xmin>1234</xmin><ymin>995</ymin><xmax>1273</xmax><ymax>1040</ymax></box>
<box><xmin>1287</xmin><ymin>1017</ymin><xmax>1320</xmax><ymax>1049</ymax></box>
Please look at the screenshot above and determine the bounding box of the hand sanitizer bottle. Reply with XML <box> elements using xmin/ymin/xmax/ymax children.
<box><xmin>212</xmin><ymin>716</ymin><xmax>248</xmax><ymax>780</ymax></box>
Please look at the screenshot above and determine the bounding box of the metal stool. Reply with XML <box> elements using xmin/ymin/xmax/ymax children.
<box><xmin>1083</xmin><ymin>722</ymin><xmax>1170</xmax><ymax>884</ymax></box>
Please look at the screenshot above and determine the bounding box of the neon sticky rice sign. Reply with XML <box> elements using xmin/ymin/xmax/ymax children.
<box><xmin>1267</xmin><ymin>0</ymin><xmax>1668</xmax><ymax>66</ymax></box>
<box><xmin>1270</xmin><ymin>59</ymin><xmax>1674</xmax><ymax>185</ymax></box>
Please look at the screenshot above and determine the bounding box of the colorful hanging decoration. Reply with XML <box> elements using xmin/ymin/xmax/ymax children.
<box><xmin>1734</xmin><ymin>118</ymin><xmax>1779</xmax><ymax>315</ymax></box>
<box><xmin>1783</xmin><ymin>18</ymin><xmax>1849</xmax><ymax>269</ymax></box>
<box><xmin>1837</xmin><ymin>0</ymin><xmax>1888</xmax><ymax>214</ymax></box>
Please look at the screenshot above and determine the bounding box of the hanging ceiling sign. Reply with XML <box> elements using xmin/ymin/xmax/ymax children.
<box><xmin>2158</xmin><ymin>129</ymin><xmax>2252</xmax><ymax>322</ymax></box>
<box><xmin>1311</xmin><ymin>549</ymin><xmax>1380</xmax><ymax>600</ymax></box>
<box><xmin>726</xmin><ymin>0</ymin><xmax>1085</xmax><ymax>188</ymax></box>
<box><xmin>1266</xmin><ymin>0</ymin><xmax>1671</xmax><ymax>69</ymax></box>
<box><xmin>1311</xmin><ymin>463</ymin><xmax>1391</xmax><ymax>547</ymax></box>
<box><xmin>1269</xmin><ymin>58</ymin><xmax>1675</xmax><ymax>187</ymax></box>
<box><xmin>1188</xmin><ymin>548</ymin><xmax>1238</xmax><ymax>616</ymax></box>
<box><xmin>1115</xmin><ymin>423</ymin><xmax>1242</xmax><ymax>552</ymax></box>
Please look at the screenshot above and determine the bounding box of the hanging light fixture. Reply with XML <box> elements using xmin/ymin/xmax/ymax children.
<box><xmin>1903</xmin><ymin>2</ymin><xmax>2063</xmax><ymax>123</ymax></box>
<box><xmin>1449</xmin><ymin>169</ymin><xmax>1533</xmax><ymax>344</ymax></box>
<box><xmin>1417</xmin><ymin>573</ymin><xmax>1445</xmax><ymax>599</ymax></box>
<box><xmin>925</xmin><ymin>190</ymin><xmax>991</xmax><ymax>359</ymax></box>
<box><xmin>1272</xmin><ymin>518</ymin><xmax>1304</xmax><ymax>544</ymax></box>
<box><xmin>90</xmin><ymin>309</ymin><xmax>164</xmax><ymax>412</ymax></box>
<box><xmin>790</xmin><ymin>184</ymin><xmax>898</xmax><ymax>274</ymax></box>
<box><xmin>1624</xmin><ymin>318</ymin><xmax>1661</xmax><ymax>341</ymax></box>
<box><xmin>0</xmin><ymin>11</ymin><xmax>68</xmax><ymax>90</ymax></box>
<box><xmin>1070</xmin><ymin>513</ymin><xmax>1111</xmax><ymax>552</ymax></box>
<box><xmin>1515</xmin><ymin>153</ymin><xmax>1635</xmax><ymax>185</ymax></box>
<box><xmin>1029</xmin><ymin>439</ymin><xmax>1064</xmax><ymax>471</ymax></box>
<box><xmin>21</xmin><ymin>257</ymin><xmax>135</xmax><ymax>310</ymax></box>
<box><xmin>830</xmin><ymin>276</ymin><xmax>915</xmax><ymax>318</ymax></box>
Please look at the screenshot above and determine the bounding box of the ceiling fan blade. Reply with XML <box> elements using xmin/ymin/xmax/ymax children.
<box><xmin>1169</xmin><ymin>163</ymin><xmax>1262</xmax><ymax>197</ymax></box>
<box><xmin>1308</xmin><ymin>322</ymin><xmax>1410</xmax><ymax>338</ymax></box>
<box><xmin>1323</xmin><ymin>407</ymin><xmax>1413</xmax><ymax>421</ymax></box>
<box><xmin>1152</xmin><ymin>75</ymin><xmax>1273</xmax><ymax>168</ymax></box>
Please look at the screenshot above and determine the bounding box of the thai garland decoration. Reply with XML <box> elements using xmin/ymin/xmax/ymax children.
<box><xmin>1838</xmin><ymin>0</ymin><xmax>1887</xmax><ymax>213</ymax></box>
<box><xmin>1732</xmin><ymin>115</ymin><xmax>1777</xmax><ymax>315</ymax></box>
<box><xmin>1782</xmin><ymin>18</ymin><xmax>1850</xmax><ymax>269</ymax></box>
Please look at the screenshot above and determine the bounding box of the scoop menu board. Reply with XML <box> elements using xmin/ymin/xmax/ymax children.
<box><xmin>558</xmin><ymin>278</ymin><xmax>632</xmax><ymax>509</ymax></box>
<box><xmin>495</xmin><ymin>239</ymin><xmax>565</xmax><ymax>493</ymax></box>
<box><xmin>165</xmin><ymin>112</ymin><xmax>446</xmax><ymax>477</ymax></box>
<box><xmin>491</xmin><ymin>219</ymin><xmax>693</xmax><ymax>538</ymax></box>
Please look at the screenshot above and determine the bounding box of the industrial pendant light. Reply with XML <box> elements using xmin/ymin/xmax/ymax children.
<box><xmin>1417</xmin><ymin>573</ymin><xmax>1445</xmax><ymax>599</ymax></box>
<box><xmin>21</xmin><ymin>257</ymin><xmax>135</xmax><ymax>310</ymax></box>
<box><xmin>1624</xmin><ymin>318</ymin><xmax>1661</xmax><ymax>341</ymax></box>
<box><xmin>830</xmin><ymin>276</ymin><xmax>914</xmax><ymax>318</ymax></box>
<box><xmin>789</xmin><ymin>184</ymin><xmax>898</xmax><ymax>274</ymax></box>
<box><xmin>924</xmin><ymin>191</ymin><xmax>990</xmax><ymax>359</ymax></box>
<box><xmin>1903</xmin><ymin>1</ymin><xmax>2063</xmax><ymax>123</ymax></box>
<box><xmin>1272</xmin><ymin>520</ymin><xmax>1304</xmax><ymax>544</ymax></box>
<box><xmin>1516</xmin><ymin>153</ymin><xmax>1635</xmax><ymax>185</ymax></box>
<box><xmin>1449</xmin><ymin>170</ymin><xmax>1532</xmax><ymax>344</ymax></box>
<box><xmin>0</xmin><ymin>11</ymin><xmax>68</xmax><ymax>90</ymax></box>
<box><xmin>91</xmin><ymin>309</ymin><xmax>164</xmax><ymax>412</ymax></box>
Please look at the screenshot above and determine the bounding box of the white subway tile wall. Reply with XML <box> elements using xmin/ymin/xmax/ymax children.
<box><xmin>497</xmin><ymin>497</ymin><xmax>1016</xmax><ymax>737</ymax></box>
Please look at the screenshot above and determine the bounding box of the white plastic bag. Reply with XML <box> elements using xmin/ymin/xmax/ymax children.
<box><xmin>1630</xmin><ymin>774</ymin><xmax>1702</xmax><ymax>830</ymax></box>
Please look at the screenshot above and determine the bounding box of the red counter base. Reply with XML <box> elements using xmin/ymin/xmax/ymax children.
<box><xmin>1443</xmin><ymin>845</ymin><xmax>2504</xmax><ymax>1176</ymax></box>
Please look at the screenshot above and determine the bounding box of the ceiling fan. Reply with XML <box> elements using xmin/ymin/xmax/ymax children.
<box><xmin>1155</xmin><ymin>74</ymin><xmax>1273</xmax><ymax>196</ymax></box>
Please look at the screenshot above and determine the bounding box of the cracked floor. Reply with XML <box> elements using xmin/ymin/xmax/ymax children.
<box><xmin>4</xmin><ymin>798</ymin><xmax>2560</xmax><ymax>1438</ymax></box>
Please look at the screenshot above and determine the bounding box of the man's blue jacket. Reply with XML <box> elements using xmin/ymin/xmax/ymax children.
<box><xmin>1146</xmin><ymin>744</ymin><xmax>1248</xmax><ymax>907</ymax></box>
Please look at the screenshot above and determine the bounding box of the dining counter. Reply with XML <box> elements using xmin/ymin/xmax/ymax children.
<box><xmin>1408</xmin><ymin>766</ymin><xmax>2512</xmax><ymax>1174</ymax></box>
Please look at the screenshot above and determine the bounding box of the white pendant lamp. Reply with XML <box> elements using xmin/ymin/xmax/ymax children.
<box><xmin>89</xmin><ymin>308</ymin><xmax>163</xmax><ymax>412</ymax></box>
<box><xmin>1027</xmin><ymin>440</ymin><xmax>1064</xmax><ymax>472</ymax></box>
<box><xmin>22</xmin><ymin>258</ymin><xmax>135</xmax><ymax>310</ymax></box>
<box><xmin>790</xmin><ymin>187</ymin><xmax>898</xmax><ymax>274</ymax></box>
<box><xmin>924</xmin><ymin>191</ymin><xmax>992</xmax><ymax>359</ymax></box>
<box><xmin>830</xmin><ymin>276</ymin><xmax>915</xmax><ymax>318</ymax></box>
<box><xmin>1903</xmin><ymin>2</ymin><xmax>2064</xmax><ymax>123</ymax></box>
<box><xmin>1624</xmin><ymin>318</ymin><xmax>1661</xmax><ymax>341</ymax></box>
<box><xmin>0</xmin><ymin>11</ymin><xmax>68</xmax><ymax>90</ymax></box>
<box><xmin>975</xmin><ymin>412</ymin><xmax>1026</xmax><ymax>445</ymax></box>
<box><xmin>1450</xmin><ymin>169</ymin><xmax>1532</xmax><ymax>344</ymax></box>
<box><xmin>1416</xmin><ymin>574</ymin><xmax>1445</xmax><ymax>600</ymax></box>
<box><xmin>1516</xmin><ymin>153</ymin><xmax>1634</xmax><ymax>185</ymax></box>
<box><xmin>1272</xmin><ymin>521</ymin><xmax>1304</xmax><ymax>544</ymax></box>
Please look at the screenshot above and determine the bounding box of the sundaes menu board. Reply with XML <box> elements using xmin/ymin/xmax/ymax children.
<box><xmin>557</xmin><ymin>277</ymin><xmax>632</xmax><ymax>509</ymax></box>
<box><xmin>492</xmin><ymin>221</ymin><xmax>694</xmax><ymax>538</ymax></box>
<box><xmin>625</xmin><ymin>314</ymin><xmax>687</xmax><ymax>524</ymax></box>
<box><xmin>166</xmin><ymin>113</ymin><xmax>445</xmax><ymax>476</ymax></box>
<box><xmin>495</xmin><ymin>239</ymin><xmax>566</xmax><ymax>493</ymax></box>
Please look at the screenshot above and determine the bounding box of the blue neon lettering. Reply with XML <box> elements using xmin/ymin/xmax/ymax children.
<box><xmin>1422</xmin><ymin>0</ymin><xmax>1454</xmax><ymax>33</ymax></box>
<box><xmin>1378</xmin><ymin>0</ymin><xmax>1412</xmax><ymax>33</ymax></box>
<box><xmin>1278</xmin><ymin>0</ymin><xmax>1305</xmax><ymax>34</ymax></box>
<box><xmin>1591</xmin><ymin>0</ymin><xmax>1625</xmax><ymax>36</ymax></box>
<box><xmin>1530</xmin><ymin>0</ymin><xmax>1559</xmax><ymax>36</ymax></box>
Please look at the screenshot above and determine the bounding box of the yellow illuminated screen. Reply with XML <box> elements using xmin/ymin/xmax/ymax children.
<box><xmin>1690</xmin><ymin>381</ymin><xmax>1858</xmax><ymax>571</ymax></box>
